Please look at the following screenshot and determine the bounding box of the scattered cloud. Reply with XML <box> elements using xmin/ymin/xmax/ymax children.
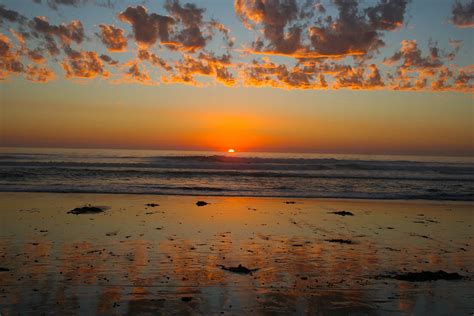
<box><xmin>235</xmin><ymin>0</ymin><xmax>409</xmax><ymax>59</ymax></box>
<box><xmin>0</xmin><ymin>1</ymin><xmax>471</xmax><ymax>93</ymax></box>
<box><xmin>451</xmin><ymin>0</ymin><xmax>474</xmax><ymax>28</ymax></box>
<box><xmin>62</xmin><ymin>46</ymin><xmax>108</xmax><ymax>78</ymax></box>
<box><xmin>97</xmin><ymin>24</ymin><xmax>127</xmax><ymax>52</ymax></box>
<box><xmin>118</xmin><ymin>5</ymin><xmax>174</xmax><ymax>47</ymax></box>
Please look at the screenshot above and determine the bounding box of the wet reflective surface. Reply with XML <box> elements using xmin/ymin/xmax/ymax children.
<box><xmin>0</xmin><ymin>193</ymin><xmax>473</xmax><ymax>315</ymax></box>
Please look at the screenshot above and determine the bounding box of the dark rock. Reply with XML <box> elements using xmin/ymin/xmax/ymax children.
<box><xmin>196</xmin><ymin>201</ymin><xmax>209</xmax><ymax>206</ymax></box>
<box><xmin>68</xmin><ymin>205</ymin><xmax>104</xmax><ymax>215</ymax></box>
<box><xmin>0</xmin><ymin>267</ymin><xmax>10</xmax><ymax>272</ymax></box>
<box><xmin>325</xmin><ymin>239</ymin><xmax>353</xmax><ymax>244</ymax></box>
<box><xmin>330</xmin><ymin>211</ymin><xmax>354</xmax><ymax>216</ymax></box>
<box><xmin>285</xmin><ymin>201</ymin><xmax>296</xmax><ymax>204</ymax></box>
<box><xmin>218</xmin><ymin>264</ymin><xmax>258</xmax><ymax>275</ymax></box>
<box><xmin>382</xmin><ymin>270</ymin><xmax>464</xmax><ymax>282</ymax></box>
<box><xmin>181</xmin><ymin>297</ymin><xmax>193</xmax><ymax>302</ymax></box>
<box><xmin>146</xmin><ymin>203</ymin><xmax>159</xmax><ymax>207</ymax></box>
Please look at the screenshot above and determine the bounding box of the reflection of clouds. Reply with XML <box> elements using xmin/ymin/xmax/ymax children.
<box><xmin>1</xmin><ymin>199</ymin><xmax>473</xmax><ymax>315</ymax></box>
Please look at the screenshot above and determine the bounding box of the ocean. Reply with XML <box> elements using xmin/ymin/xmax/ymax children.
<box><xmin>0</xmin><ymin>147</ymin><xmax>472</xmax><ymax>201</ymax></box>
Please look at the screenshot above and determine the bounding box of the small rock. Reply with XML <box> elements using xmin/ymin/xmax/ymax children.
<box><xmin>218</xmin><ymin>264</ymin><xmax>258</xmax><ymax>275</ymax></box>
<box><xmin>325</xmin><ymin>239</ymin><xmax>353</xmax><ymax>244</ymax></box>
<box><xmin>196</xmin><ymin>201</ymin><xmax>209</xmax><ymax>206</ymax></box>
<box><xmin>330</xmin><ymin>211</ymin><xmax>354</xmax><ymax>216</ymax></box>
<box><xmin>68</xmin><ymin>205</ymin><xmax>104</xmax><ymax>215</ymax></box>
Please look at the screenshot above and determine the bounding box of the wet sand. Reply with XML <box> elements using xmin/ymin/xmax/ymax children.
<box><xmin>0</xmin><ymin>192</ymin><xmax>473</xmax><ymax>315</ymax></box>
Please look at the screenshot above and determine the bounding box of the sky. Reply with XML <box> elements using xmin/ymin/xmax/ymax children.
<box><xmin>0</xmin><ymin>0</ymin><xmax>473</xmax><ymax>156</ymax></box>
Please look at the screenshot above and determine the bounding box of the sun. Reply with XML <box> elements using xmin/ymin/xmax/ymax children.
<box><xmin>227</xmin><ymin>148</ymin><xmax>235</xmax><ymax>153</ymax></box>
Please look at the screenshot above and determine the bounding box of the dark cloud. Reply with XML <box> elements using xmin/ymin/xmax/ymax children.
<box><xmin>163</xmin><ymin>0</ymin><xmax>208</xmax><ymax>51</ymax></box>
<box><xmin>99</xmin><ymin>54</ymin><xmax>119</xmax><ymax>66</ymax></box>
<box><xmin>118</xmin><ymin>5</ymin><xmax>174</xmax><ymax>47</ymax></box>
<box><xmin>235</xmin><ymin>0</ymin><xmax>303</xmax><ymax>55</ymax></box>
<box><xmin>33</xmin><ymin>0</ymin><xmax>117</xmax><ymax>10</ymax></box>
<box><xmin>451</xmin><ymin>0</ymin><xmax>474</xmax><ymax>28</ymax></box>
<box><xmin>235</xmin><ymin>0</ymin><xmax>409</xmax><ymax>59</ymax></box>
<box><xmin>97</xmin><ymin>24</ymin><xmax>127</xmax><ymax>52</ymax></box>
<box><xmin>0</xmin><ymin>5</ymin><xmax>26</xmax><ymax>25</ymax></box>
<box><xmin>31</xmin><ymin>16</ymin><xmax>85</xmax><ymax>45</ymax></box>
<box><xmin>46</xmin><ymin>0</ymin><xmax>82</xmax><ymax>10</ymax></box>
<box><xmin>119</xmin><ymin>2</ymin><xmax>232</xmax><ymax>52</ymax></box>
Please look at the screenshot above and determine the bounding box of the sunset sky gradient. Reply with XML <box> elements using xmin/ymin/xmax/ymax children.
<box><xmin>0</xmin><ymin>0</ymin><xmax>473</xmax><ymax>155</ymax></box>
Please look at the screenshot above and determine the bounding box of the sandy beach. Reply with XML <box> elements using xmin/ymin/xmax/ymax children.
<box><xmin>0</xmin><ymin>192</ymin><xmax>472</xmax><ymax>315</ymax></box>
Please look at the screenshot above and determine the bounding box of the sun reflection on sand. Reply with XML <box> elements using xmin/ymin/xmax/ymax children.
<box><xmin>0</xmin><ymin>193</ymin><xmax>472</xmax><ymax>314</ymax></box>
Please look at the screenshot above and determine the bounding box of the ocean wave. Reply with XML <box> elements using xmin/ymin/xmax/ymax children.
<box><xmin>1</xmin><ymin>151</ymin><xmax>472</xmax><ymax>201</ymax></box>
<box><xmin>0</xmin><ymin>167</ymin><xmax>472</xmax><ymax>182</ymax></box>
<box><xmin>0</xmin><ymin>158</ymin><xmax>472</xmax><ymax>174</ymax></box>
<box><xmin>0</xmin><ymin>186</ymin><xmax>471</xmax><ymax>201</ymax></box>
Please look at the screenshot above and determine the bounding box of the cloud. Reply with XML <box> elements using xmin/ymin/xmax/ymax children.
<box><xmin>0</xmin><ymin>0</ymin><xmax>471</xmax><ymax>93</ymax></box>
<box><xmin>383</xmin><ymin>40</ymin><xmax>443</xmax><ymax>70</ymax></box>
<box><xmin>137</xmin><ymin>49</ymin><xmax>172</xmax><ymax>71</ymax></box>
<box><xmin>62</xmin><ymin>46</ymin><xmax>109</xmax><ymax>78</ymax></box>
<box><xmin>97</xmin><ymin>24</ymin><xmax>127</xmax><ymax>52</ymax></box>
<box><xmin>25</xmin><ymin>65</ymin><xmax>55</xmax><ymax>82</ymax></box>
<box><xmin>33</xmin><ymin>0</ymin><xmax>117</xmax><ymax>10</ymax></box>
<box><xmin>0</xmin><ymin>32</ymin><xmax>55</xmax><ymax>82</ymax></box>
<box><xmin>125</xmin><ymin>62</ymin><xmax>150</xmax><ymax>83</ymax></box>
<box><xmin>28</xmin><ymin>48</ymin><xmax>46</xmax><ymax>63</ymax></box>
<box><xmin>119</xmin><ymin>2</ymin><xmax>233</xmax><ymax>52</ymax></box>
<box><xmin>31</xmin><ymin>16</ymin><xmax>85</xmax><ymax>45</ymax></box>
<box><xmin>118</xmin><ymin>5</ymin><xmax>174</xmax><ymax>47</ymax></box>
<box><xmin>163</xmin><ymin>0</ymin><xmax>207</xmax><ymax>51</ymax></box>
<box><xmin>0</xmin><ymin>5</ymin><xmax>25</xmax><ymax>26</ymax></box>
<box><xmin>29</xmin><ymin>16</ymin><xmax>85</xmax><ymax>57</ymax></box>
<box><xmin>383</xmin><ymin>40</ymin><xmax>472</xmax><ymax>92</ymax></box>
<box><xmin>0</xmin><ymin>33</ymin><xmax>24</xmax><ymax>79</ymax></box>
<box><xmin>242</xmin><ymin>57</ymin><xmax>327</xmax><ymax>89</ymax></box>
<box><xmin>99</xmin><ymin>54</ymin><xmax>119</xmax><ymax>66</ymax></box>
<box><xmin>235</xmin><ymin>0</ymin><xmax>409</xmax><ymax>59</ymax></box>
<box><xmin>164</xmin><ymin>52</ymin><xmax>236</xmax><ymax>86</ymax></box>
<box><xmin>451</xmin><ymin>0</ymin><xmax>474</xmax><ymax>28</ymax></box>
<box><xmin>241</xmin><ymin>57</ymin><xmax>386</xmax><ymax>90</ymax></box>
<box><xmin>234</xmin><ymin>0</ymin><xmax>303</xmax><ymax>55</ymax></box>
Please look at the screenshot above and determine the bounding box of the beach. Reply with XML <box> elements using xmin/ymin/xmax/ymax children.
<box><xmin>1</xmin><ymin>192</ymin><xmax>472</xmax><ymax>315</ymax></box>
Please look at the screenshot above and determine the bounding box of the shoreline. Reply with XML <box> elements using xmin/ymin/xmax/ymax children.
<box><xmin>0</xmin><ymin>190</ymin><xmax>472</xmax><ymax>202</ymax></box>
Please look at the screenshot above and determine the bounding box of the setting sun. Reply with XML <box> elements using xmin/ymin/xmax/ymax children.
<box><xmin>227</xmin><ymin>149</ymin><xmax>235</xmax><ymax>153</ymax></box>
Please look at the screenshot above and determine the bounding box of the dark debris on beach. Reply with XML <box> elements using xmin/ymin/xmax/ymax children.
<box><xmin>325</xmin><ymin>239</ymin><xmax>354</xmax><ymax>244</ymax></box>
<box><xmin>145</xmin><ymin>203</ymin><xmax>159</xmax><ymax>207</ymax></box>
<box><xmin>330</xmin><ymin>211</ymin><xmax>354</xmax><ymax>216</ymax></box>
<box><xmin>196</xmin><ymin>201</ymin><xmax>209</xmax><ymax>206</ymax></box>
<box><xmin>68</xmin><ymin>205</ymin><xmax>104</xmax><ymax>215</ymax></box>
<box><xmin>380</xmin><ymin>270</ymin><xmax>464</xmax><ymax>282</ymax></box>
<box><xmin>218</xmin><ymin>264</ymin><xmax>259</xmax><ymax>275</ymax></box>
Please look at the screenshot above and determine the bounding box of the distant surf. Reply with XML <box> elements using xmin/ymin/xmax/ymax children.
<box><xmin>0</xmin><ymin>148</ymin><xmax>472</xmax><ymax>201</ymax></box>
